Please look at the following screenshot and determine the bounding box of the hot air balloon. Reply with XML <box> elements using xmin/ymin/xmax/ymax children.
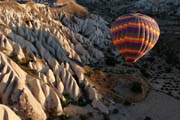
<box><xmin>111</xmin><ymin>13</ymin><xmax>160</xmax><ymax>64</ymax></box>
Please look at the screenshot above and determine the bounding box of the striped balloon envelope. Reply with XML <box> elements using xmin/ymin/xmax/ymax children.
<box><xmin>111</xmin><ymin>13</ymin><xmax>160</xmax><ymax>64</ymax></box>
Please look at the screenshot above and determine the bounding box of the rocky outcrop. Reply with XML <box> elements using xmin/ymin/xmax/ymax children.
<box><xmin>0</xmin><ymin>1</ymin><xmax>110</xmax><ymax>119</ymax></box>
<box><xmin>0</xmin><ymin>104</ymin><xmax>21</xmax><ymax>120</ymax></box>
<box><xmin>60</xmin><ymin>13</ymin><xmax>112</xmax><ymax>65</ymax></box>
<box><xmin>0</xmin><ymin>52</ymin><xmax>47</xmax><ymax>120</ymax></box>
<box><xmin>16</xmin><ymin>0</ymin><xmax>89</xmax><ymax>17</ymax></box>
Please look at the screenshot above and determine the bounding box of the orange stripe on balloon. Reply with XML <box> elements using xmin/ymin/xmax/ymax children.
<box><xmin>124</xmin><ymin>56</ymin><xmax>138</xmax><ymax>62</ymax></box>
<box><xmin>112</xmin><ymin>37</ymin><xmax>155</xmax><ymax>48</ymax></box>
<box><xmin>119</xmin><ymin>46</ymin><xmax>152</xmax><ymax>58</ymax></box>
<box><xmin>123</xmin><ymin>13</ymin><xmax>157</xmax><ymax>25</ymax></box>
<box><xmin>111</xmin><ymin>22</ymin><xmax>160</xmax><ymax>36</ymax></box>
<box><xmin>112</xmin><ymin>35</ymin><xmax>145</xmax><ymax>42</ymax></box>
<box><xmin>115</xmin><ymin>13</ymin><xmax>155</xmax><ymax>23</ymax></box>
<box><xmin>139</xmin><ymin>15</ymin><xmax>157</xmax><ymax>24</ymax></box>
<box><xmin>118</xmin><ymin>47</ymin><xmax>151</xmax><ymax>63</ymax></box>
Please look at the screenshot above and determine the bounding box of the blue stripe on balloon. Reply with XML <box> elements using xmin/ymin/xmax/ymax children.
<box><xmin>115</xmin><ymin>42</ymin><xmax>142</xmax><ymax>50</ymax></box>
<box><xmin>123</xmin><ymin>41</ymin><xmax>142</xmax><ymax>48</ymax></box>
<box><xmin>122</xmin><ymin>52</ymin><xmax>139</xmax><ymax>57</ymax></box>
<box><xmin>111</xmin><ymin>27</ymin><xmax>157</xmax><ymax>38</ymax></box>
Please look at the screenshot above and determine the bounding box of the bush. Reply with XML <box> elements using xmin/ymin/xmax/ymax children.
<box><xmin>79</xmin><ymin>112</ymin><xmax>93</xmax><ymax>120</ymax></box>
<box><xmin>142</xmin><ymin>63</ymin><xmax>149</xmax><ymax>69</ymax></box>
<box><xmin>123</xmin><ymin>100</ymin><xmax>132</xmax><ymax>106</ymax></box>
<box><xmin>77</xmin><ymin>97</ymin><xmax>88</xmax><ymax>106</ymax></box>
<box><xmin>112</xmin><ymin>108</ymin><xmax>119</xmax><ymax>114</ymax></box>
<box><xmin>130</xmin><ymin>82</ymin><xmax>143</xmax><ymax>94</ymax></box>
<box><xmin>84</xmin><ymin>66</ymin><xmax>94</xmax><ymax>77</ymax></box>
<box><xmin>61</xmin><ymin>93</ymin><xmax>72</xmax><ymax>107</ymax></box>
<box><xmin>79</xmin><ymin>114</ymin><xmax>88</xmax><ymax>120</ymax></box>
<box><xmin>79</xmin><ymin>82</ymin><xmax>85</xmax><ymax>89</ymax></box>
<box><xmin>140</xmin><ymin>68</ymin><xmax>151</xmax><ymax>78</ymax></box>
<box><xmin>165</xmin><ymin>48</ymin><xmax>179</xmax><ymax>65</ymax></box>
<box><xmin>144</xmin><ymin>116</ymin><xmax>151</xmax><ymax>120</ymax></box>
<box><xmin>105</xmin><ymin>57</ymin><xmax>116</xmax><ymax>66</ymax></box>
<box><xmin>165</xmin><ymin>66</ymin><xmax>172</xmax><ymax>73</ymax></box>
<box><xmin>63</xmin><ymin>93</ymin><xmax>71</xmax><ymax>100</ymax></box>
<box><xmin>87</xmin><ymin>112</ymin><xmax>93</xmax><ymax>117</ymax></box>
<box><xmin>103</xmin><ymin>113</ymin><xmax>110</xmax><ymax>120</ymax></box>
<box><xmin>58</xmin><ymin>114</ymin><xmax>70</xmax><ymax>120</ymax></box>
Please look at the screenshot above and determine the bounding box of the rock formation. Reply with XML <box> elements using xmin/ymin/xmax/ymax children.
<box><xmin>0</xmin><ymin>1</ymin><xmax>110</xmax><ymax>119</ymax></box>
<box><xmin>0</xmin><ymin>104</ymin><xmax>21</xmax><ymax>120</ymax></box>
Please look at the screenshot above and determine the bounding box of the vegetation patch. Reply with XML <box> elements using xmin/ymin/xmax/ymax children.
<box><xmin>123</xmin><ymin>100</ymin><xmax>132</xmax><ymax>106</ymax></box>
<box><xmin>79</xmin><ymin>112</ymin><xmax>93</xmax><ymax>120</ymax></box>
<box><xmin>112</xmin><ymin>108</ymin><xmax>119</xmax><ymax>114</ymax></box>
<box><xmin>140</xmin><ymin>68</ymin><xmax>151</xmax><ymax>78</ymax></box>
<box><xmin>130</xmin><ymin>82</ymin><xmax>143</xmax><ymax>94</ymax></box>
<box><xmin>144</xmin><ymin>116</ymin><xmax>152</xmax><ymax>120</ymax></box>
<box><xmin>61</xmin><ymin>93</ymin><xmax>72</xmax><ymax>107</ymax></box>
<box><xmin>103</xmin><ymin>113</ymin><xmax>110</xmax><ymax>120</ymax></box>
<box><xmin>165</xmin><ymin>66</ymin><xmax>172</xmax><ymax>73</ymax></box>
<box><xmin>74</xmin><ymin>97</ymin><xmax>90</xmax><ymax>107</ymax></box>
<box><xmin>62</xmin><ymin>92</ymin><xmax>91</xmax><ymax>107</ymax></box>
<box><xmin>58</xmin><ymin>114</ymin><xmax>70</xmax><ymax>120</ymax></box>
<box><xmin>84</xmin><ymin>66</ymin><xmax>94</xmax><ymax>77</ymax></box>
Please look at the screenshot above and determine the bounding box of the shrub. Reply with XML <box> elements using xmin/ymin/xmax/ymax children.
<box><xmin>140</xmin><ymin>68</ymin><xmax>151</xmax><ymax>78</ymax></box>
<box><xmin>61</xmin><ymin>93</ymin><xmax>72</xmax><ymax>107</ymax></box>
<box><xmin>105</xmin><ymin>57</ymin><xmax>116</xmax><ymax>66</ymax></box>
<box><xmin>144</xmin><ymin>116</ymin><xmax>151</xmax><ymax>120</ymax></box>
<box><xmin>79</xmin><ymin>82</ymin><xmax>85</xmax><ymax>89</ymax></box>
<box><xmin>63</xmin><ymin>93</ymin><xmax>71</xmax><ymax>100</ymax></box>
<box><xmin>79</xmin><ymin>114</ymin><xmax>88</xmax><ymax>120</ymax></box>
<box><xmin>123</xmin><ymin>100</ymin><xmax>132</xmax><ymax>106</ymax></box>
<box><xmin>103</xmin><ymin>113</ymin><xmax>110</xmax><ymax>120</ymax></box>
<box><xmin>165</xmin><ymin>49</ymin><xmax>179</xmax><ymax>65</ymax></box>
<box><xmin>130</xmin><ymin>82</ymin><xmax>143</xmax><ymax>94</ymax></box>
<box><xmin>87</xmin><ymin>112</ymin><xmax>93</xmax><ymax>117</ymax></box>
<box><xmin>142</xmin><ymin>63</ymin><xmax>149</xmax><ymax>69</ymax></box>
<box><xmin>77</xmin><ymin>97</ymin><xmax>88</xmax><ymax>106</ymax></box>
<box><xmin>165</xmin><ymin>66</ymin><xmax>172</xmax><ymax>73</ymax></box>
<box><xmin>112</xmin><ymin>108</ymin><xmax>119</xmax><ymax>114</ymax></box>
<box><xmin>58</xmin><ymin>114</ymin><xmax>70</xmax><ymax>120</ymax></box>
<box><xmin>84</xmin><ymin>66</ymin><xmax>94</xmax><ymax>77</ymax></box>
<box><xmin>79</xmin><ymin>112</ymin><xmax>93</xmax><ymax>120</ymax></box>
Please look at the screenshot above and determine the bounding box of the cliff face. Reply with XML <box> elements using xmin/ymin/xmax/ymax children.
<box><xmin>0</xmin><ymin>1</ymin><xmax>110</xmax><ymax>119</ymax></box>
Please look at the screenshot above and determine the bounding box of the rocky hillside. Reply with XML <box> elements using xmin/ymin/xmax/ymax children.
<box><xmin>77</xmin><ymin>0</ymin><xmax>180</xmax><ymax>111</ymax></box>
<box><xmin>77</xmin><ymin>0</ymin><xmax>180</xmax><ymax>66</ymax></box>
<box><xmin>0</xmin><ymin>1</ymin><xmax>112</xmax><ymax>119</ymax></box>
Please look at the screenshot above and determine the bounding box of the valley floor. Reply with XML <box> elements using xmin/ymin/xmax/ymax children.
<box><xmin>63</xmin><ymin>61</ymin><xmax>180</xmax><ymax>120</ymax></box>
<box><xmin>63</xmin><ymin>90</ymin><xmax>180</xmax><ymax>120</ymax></box>
<box><xmin>109</xmin><ymin>90</ymin><xmax>180</xmax><ymax>120</ymax></box>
